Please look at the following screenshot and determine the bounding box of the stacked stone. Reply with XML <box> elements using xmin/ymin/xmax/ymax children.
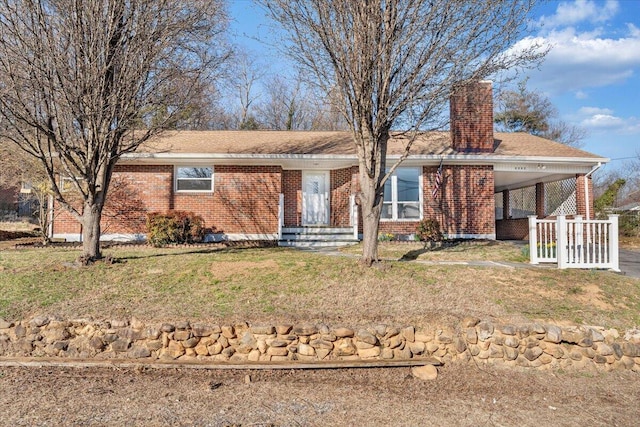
<box><xmin>462</xmin><ymin>318</ymin><xmax>640</xmax><ymax>372</ymax></box>
<box><xmin>1</xmin><ymin>316</ymin><xmax>639</xmax><ymax>372</ymax></box>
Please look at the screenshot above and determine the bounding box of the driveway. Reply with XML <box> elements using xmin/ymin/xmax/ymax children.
<box><xmin>620</xmin><ymin>248</ymin><xmax>640</xmax><ymax>278</ymax></box>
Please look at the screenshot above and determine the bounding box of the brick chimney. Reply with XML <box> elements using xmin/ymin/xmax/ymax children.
<box><xmin>450</xmin><ymin>80</ymin><xmax>494</xmax><ymax>153</ymax></box>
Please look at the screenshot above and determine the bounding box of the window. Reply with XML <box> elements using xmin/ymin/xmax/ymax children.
<box><xmin>60</xmin><ymin>176</ymin><xmax>86</xmax><ymax>193</ymax></box>
<box><xmin>381</xmin><ymin>168</ymin><xmax>422</xmax><ymax>220</ymax></box>
<box><xmin>175</xmin><ymin>166</ymin><xmax>213</xmax><ymax>192</ymax></box>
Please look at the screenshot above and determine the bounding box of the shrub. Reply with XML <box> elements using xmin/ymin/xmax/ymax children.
<box><xmin>619</xmin><ymin>212</ymin><xmax>640</xmax><ymax>237</ymax></box>
<box><xmin>146</xmin><ymin>211</ymin><xmax>205</xmax><ymax>246</ymax></box>
<box><xmin>416</xmin><ymin>218</ymin><xmax>443</xmax><ymax>243</ymax></box>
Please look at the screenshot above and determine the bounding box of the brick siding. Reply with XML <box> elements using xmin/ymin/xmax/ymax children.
<box><xmin>379</xmin><ymin>165</ymin><xmax>495</xmax><ymax>238</ymax></box>
<box><xmin>173</xmin><ymin>165</ymin><xmax>281</xmax><ymax>235</ymax></box>
<box><xmin>330</xmin><ymin>167</ymin><xmax>357</xmax><ymax>227</ymax></box>
<box><xmin>496</xmin><ymin>219</ymin><xmax>530</xmax><ymax>240</ymax></box>
<box><xmin>53</xmin><ymin>164</ymin><xmax>282</xmax><ymax>237</ymax></box>
<box><xmin>53</xmin><ymin>163</ymin><xmax>497</xmax><ymax>240</ymax></box>
<box><xmin>282</xmin><ymin>170</ymin><xmax>302</xmax><ymax>227</ymax></box>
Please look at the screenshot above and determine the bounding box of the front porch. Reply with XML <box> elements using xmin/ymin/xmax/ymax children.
<box><xmin>277</xmin><ymin>192</ymin><xmax>359</xmax><ymax>248</ymax></box>
<box><xmin>494</xmin><ymin>165</ymin><xmax>597</xmax><ymax>240</ymax></box>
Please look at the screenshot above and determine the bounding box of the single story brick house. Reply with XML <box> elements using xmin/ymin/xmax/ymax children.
<box><xmin>51</xmin><ymin>82</ymin><xmax>608</xmax><ymax>246</ymax></box>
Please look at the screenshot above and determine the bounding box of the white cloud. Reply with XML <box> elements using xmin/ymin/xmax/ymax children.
<box><xmin>579</xmin><ymin>106</ymin><xmax>613</xmax><ymax>115</ymax></box>
<box><xmin>538</xmin><ymin>0</ymin><xmax>619</xmax><ymax>29</ymax></box>
<box><xmin>581</xmin><ymin>114</ymin><xmax>624</xmax><ymax>128</ymax></box>
<box><xmin>575</xmin><ymin>90</ymin><xmax>589</xmax><ymax>99</ymax></box>
<box><xmin>576</xmin><ymin>107</ymin><xmax>640</xmax><ymax>134</ymax></box>
<box><xmin>518</xmin><ymin>27</ymin><xmax>640</xmax><ymax>94</ymax></box>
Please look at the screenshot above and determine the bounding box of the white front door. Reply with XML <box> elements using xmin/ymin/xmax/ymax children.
<box><xmin>302</xmin><ymin>171</ymin><xmax>330</xmax><ymax>225</ymax></box>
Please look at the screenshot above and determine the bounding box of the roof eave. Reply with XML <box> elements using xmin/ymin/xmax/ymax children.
<box><xmin>120</xmin><ymin>152</ymin><xmax>608</xmax><ymax>169</ymax></box>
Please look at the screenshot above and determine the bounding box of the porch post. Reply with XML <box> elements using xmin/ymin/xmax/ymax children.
<box><xmin>608</xmin><ymin>214</ymin><xmax>620</xmax><ymax>272</ymax></box>
<box><xmin>574</xmin><ymin>215</ymin><xmax>583</xmax><ymax>264</ymax></box>
<box><xmin>350</xmin><ymin>194</ymin><xmax>359</xmax><ymax>240</ymax></box>
<box><xmin>576</xmin><ymin>174</ymin><xmax>594</xmax><ymax>219</ymax></box>
<box><xmin>535</xmin><ymin>183</ymin><xmax>545</xmax><ymax>218</ymax></box>
<box><xmin>528</xmin><ymin>215</ymin><xmax>538</xmax><ymax>265</ymax></box>
<box><xmin>502</xmin><ymin>190</ymin><xmax>509</xmax><ymax>220</ymax></box>
<box><xmin>278</xmin><ymin>193</ymin><xmax>284</xmax><ymax>240</ymax></box>
<box><xmin>557</xmin><ymin>215</ymin><xmax>567</xmax><ymax>269</ymax></box>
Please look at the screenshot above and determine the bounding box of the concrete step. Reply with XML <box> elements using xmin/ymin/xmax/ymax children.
<box><xmin>279</xmin><ymin>226</ymin><xmax>359</xmax><ymax>248</ymax></box>
<box><xmin>282</xmin><ymin>227</ymin><xmax>354</xmax><ymax>235</ymax></box>
<box><xmin>278</xmin><ymin>240</ymin><xmax>358</xmax><ymax>248</ymax></box>
<box><xmin>281</xmin><ymin>233</ymin><xmax>356</xmax><ymax>241</ymax></box>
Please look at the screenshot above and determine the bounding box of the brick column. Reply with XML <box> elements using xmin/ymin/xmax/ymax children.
<box><xmin>575</xmin><ymin>174</ymin><xmax>594</xmax><ymax>219</ymax></box>
<box><xmin>535</xmin><ymin>183</ymin><xmax>545</xmax><ymax>218</ymax></box>
<box><xmin>502</xmin><ymin>190</ymin><xmax>509</xmax><ymax>220</ymax></box>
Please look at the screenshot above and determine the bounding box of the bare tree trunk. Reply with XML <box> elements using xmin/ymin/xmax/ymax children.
<box><xmin>81</xmin><ymin>202</ymin><xmax>103</xmax><ymax>261</ymax></box>
<box><xmin>35</xmin><ymin>191</ymin><xmax>51</xmax><ymax>246</ymax></box>
<box><xmin>360</xmin><ymin>201</ymin><xmax>382</xmax><ymax>265</ymax></box>
<box><xmin>358</xmin><ymin>162</ymin><xmax>384</xmax><ymax>265</ymax></box>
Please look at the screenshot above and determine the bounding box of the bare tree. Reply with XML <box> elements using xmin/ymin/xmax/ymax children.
<box><xmin>255</xmin><ymin>74</ymin><xmax>309</xmax><ymax>130</ymax></box>
<box><xmin>0</xmin><ymin>0</ymin><xmax>229</xmax><ymax>261</ymax></box>
<box><xmin>0</xmin><ymin>144</ymin><xmax>55</xmax><ymax>244</ymax></box>
<box><xmin>309</xmin><ymin>86</ymin><xmax>349</xmax><ymax>131</ymax></box>
<box><xmin>259</xmin><ymin>0</ymin><xmax>546</xmax><ymax>264</ymax></box>
<box><xmin>227</xmin><ymin>51</ymin><xmax>266</xmax><ymax>130</ymax></box>
<box><xmin>494</xmin><ymin>79</ymin><xmax>587</xmax><ymax>147</ymax></box>
<box><xmin>255</xmin><ymin>74</ymin><xmax>349</xmax><ymax>130</ymax></box>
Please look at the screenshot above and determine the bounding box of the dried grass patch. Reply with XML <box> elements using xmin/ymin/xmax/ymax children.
<box><xmin>340</xmin><ymin>240</ymin><xmax>527</xmax><ymax>262</ymax></box>
<box><xmin>0</xmin><ymin>245</ymin><xmax>638</xmax><ymax>330</ymax></box>
<box><xmin>620</xmin><ymin>236</ymin><xmax>640</xmax><ymax>250</ymax></box>
<box><xmin>210</xmin><ymin>260</ymin><xmax>280</xmax><ymax>281</ymax></box>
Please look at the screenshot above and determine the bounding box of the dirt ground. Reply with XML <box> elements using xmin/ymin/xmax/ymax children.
<box><xmin>1</xmin><ymin>227</ymin><xmax>639</xmax><ymax>426</ymax></box>
<box><xmin>0</xmin><ymin>363</ymin><xmax>638</xmax><ymax>426</ymax></box>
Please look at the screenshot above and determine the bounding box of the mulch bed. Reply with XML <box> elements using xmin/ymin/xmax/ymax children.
<box><xmin>0</xmin><ymin>230</ymin><xmax>37</xmax><ymax>241</ymax></box>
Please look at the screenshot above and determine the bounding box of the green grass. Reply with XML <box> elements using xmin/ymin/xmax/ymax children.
<box><xmin>339</xmin><ymin>240</ymin><xmax>529</xmax><ymax>263</ymax></box>
<box><xmin>0</xmin><ymin>244</ymin><xmax>638</xmax><ymax>330</ymax></box>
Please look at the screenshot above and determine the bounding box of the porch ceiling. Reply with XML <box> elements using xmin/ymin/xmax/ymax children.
<box><xmin>494</xmin><ymin>170</ymin><xmax>579</xmax><ymax>192</ymax></box>
<box><xmin>493</xmin><ymin>157</ymin><xmax>603</xmax><ymax>193</ymax></box>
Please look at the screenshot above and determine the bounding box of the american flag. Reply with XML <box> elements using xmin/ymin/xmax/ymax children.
<box><xmin>432</xmin><ymin>159</ymin><xmax>443</xmax><ymax>199</ymax></box>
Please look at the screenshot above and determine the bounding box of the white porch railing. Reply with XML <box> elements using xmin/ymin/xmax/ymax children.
<box><xmin>277</xmin><ymin>193</ymin><xmax>284</xmax><ymax>240</ymax></box>
<box><xmin>349</xmin><ymin>194</ymin><xmax>359</xmax><ymax>240</ymax></box>
<box><xmin>528</xmin><ymin>215</ymin><xmax>619</xmax><ymax>271</ymax></box>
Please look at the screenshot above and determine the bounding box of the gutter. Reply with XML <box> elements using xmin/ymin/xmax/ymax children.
<box><xmin>120</xmin><ymin>152</ymin><xmax>609</xmax><ymax>166</ymax></box>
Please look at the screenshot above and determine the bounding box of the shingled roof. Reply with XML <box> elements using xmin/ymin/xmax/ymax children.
<box><xmin>137</xmin><ymin>130</ymin><xmax>603</xmax><ymax>159</ymax></box>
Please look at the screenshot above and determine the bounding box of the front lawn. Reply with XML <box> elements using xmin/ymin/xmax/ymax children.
<box><xmin>1</xmin><ymin>243</ymin><xmax>638</xmax><ymax>330</ymax></box>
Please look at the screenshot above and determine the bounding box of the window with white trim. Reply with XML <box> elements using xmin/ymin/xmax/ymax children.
<box><xmin>175</xmin><ymin>166</ymin><xmax>213</xmax><ymax>192</ymax></box>
<box><xmin>381</xmin><ymin>167</ymin><xmax>422</xmax><ymax>220</ymax></box>
<box><xmin>60</xmin><ymin>176</ymin><xmax>86</xmax><ymax>193</ymax></box>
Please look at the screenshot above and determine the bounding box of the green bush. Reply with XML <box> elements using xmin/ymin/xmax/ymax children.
<box><xmin>619</xmin><ymin>212</ymin><xmax>640</xmax><ymax>237</ymax></box>
<box><xmin>415</xmin><ymin>218</ymin><xmax>443</xmax><ymax>243</ymax></box>
<box><xmin>146</xmin><ymin>211</ymin><xmax>205</xmax><ymax>246</ymax></box>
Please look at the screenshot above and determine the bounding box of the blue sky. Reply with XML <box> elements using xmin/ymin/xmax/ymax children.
<box><xmin>228</xmin><ymin>1</ymin><xmax>640</xmax><ymax>172</ymax></box>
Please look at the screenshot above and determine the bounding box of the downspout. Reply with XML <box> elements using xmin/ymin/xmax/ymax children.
<box><xmin>584</xmin><ymin>162</ymin><xmax>602</xmax><ymax>219</ymax></box>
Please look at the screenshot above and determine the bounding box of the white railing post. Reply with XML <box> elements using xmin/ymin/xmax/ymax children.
<box><xmin>574</xmin><ymin>215</ymin><xmax>583</xmax><ymax>264</ymax></box>
<box><xmin>350</xmin><ymin>194</ymin><xmax>359</xmax><ymax>240</ymax></box>
<box><xmin>278</xmin><ymin>193</ymin><xmax>284</xmax><ymax>240</ymax></box>
<box><xmin>528</xmin><ymin>215</ymin><xmax>539</xmax><ymax>265</ymax></box>
<box><xmin>608</xmin><ymin>214</ymin><xmax>620</xmax><ymax>272</ymax></box>
<box><xmin>557</xmin><ymin>215</ymin><xmax>567</xmax><ymax>269</ymax></box>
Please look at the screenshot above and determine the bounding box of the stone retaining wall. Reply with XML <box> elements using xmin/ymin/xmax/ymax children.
<box><xmin>1</xmin><ymin>316</ymin><xmax>639</xmax><ymax>372</ymax></box>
